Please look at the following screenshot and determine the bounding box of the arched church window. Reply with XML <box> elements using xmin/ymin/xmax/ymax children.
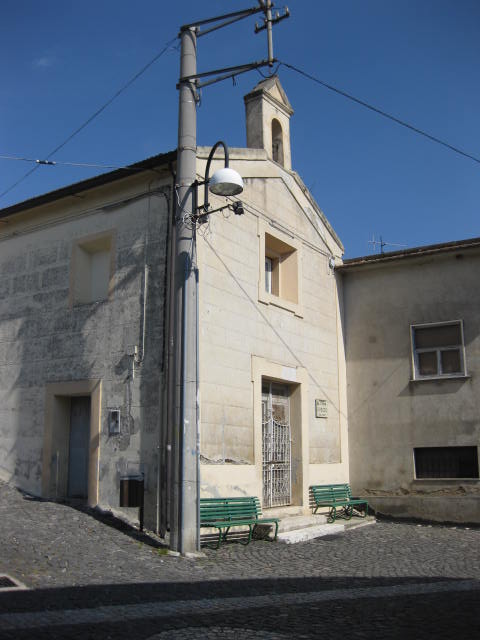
<box><xmin>271</xmin><ymin>119</ymin><xmax>284</xmax><ymax>166</ymax></box>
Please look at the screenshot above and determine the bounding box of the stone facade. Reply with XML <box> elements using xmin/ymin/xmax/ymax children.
<box><xmin>244</xmin><ymin>76</ymin><xmax>293</xmax><ymax>170</ymax></box>
<box><xmin>2</xmin><ymin>74</ymin><xmax>477</xmax><ymax>531</ymax></box>
<box><xmin>197</xmin><ymin>145</ymin><xmax>349</xmax><ymax>509</ymax></box>
<box><xmin>0</xmin><ymin>166</ymin><xmax>173</xmax><ymax>529</ymax></box>
<box><xmin>0</xmin><ymin>77</ymin><xmax>350</xmax><ymax>531</ymax></box>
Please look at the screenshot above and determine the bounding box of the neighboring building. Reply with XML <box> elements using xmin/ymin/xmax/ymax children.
<box><xmin>0</xmin><ymin>153</ymin><xmax>176</xmax><ymax>531</ymax></box>
<box><xmin>340</xmin><ymin>239</ymin><xmax>480</xmax><ymax>523</ymax></box>
<box><xmin>0</xmin><ymin>76</ymin><xmax>350</xmax><ymax>534</ymax></box>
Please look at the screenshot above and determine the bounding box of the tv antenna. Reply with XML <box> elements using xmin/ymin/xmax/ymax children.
<box><xmin>368</xmin><ymin>234</ymin><xmax>407</xmax><ymax>254</ymax></box>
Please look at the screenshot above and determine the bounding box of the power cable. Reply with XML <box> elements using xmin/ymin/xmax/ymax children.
<box><xmin>0</xmin><ymin>154</ymin><xmax>149</xmax><ymax>172</ymax></box>
<box><xmin>281</xmin><ymin>61</ymin><xmax>480</xmax><ymax>166</ymax></box>
<box><xmin>0</xmin><ymin>36</ymin><xmax>177</xmax><ymax>201</ymax></box>
<box><xmin>224</xmin><ymin>190</ymin><xmax>332</xmax><ymax>258</ymax></box>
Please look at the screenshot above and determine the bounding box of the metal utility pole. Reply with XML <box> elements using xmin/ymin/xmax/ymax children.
<box><xmin>170</xmin><ymin>1</ymin><xmax>289</xmax><ymax>554</ymax></box>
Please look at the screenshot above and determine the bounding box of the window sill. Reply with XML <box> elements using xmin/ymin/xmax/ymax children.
<box><xmin>259</xmin><ymin>290</ymin><xmax>303</xmax><ymax>317</ymax></box>
<box><xmin>410</xmin><ymin>374</ymin><xmax>470</xmax><ymax>383</ymax></box>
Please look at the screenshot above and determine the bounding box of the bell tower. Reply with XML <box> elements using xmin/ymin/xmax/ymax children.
<box><xmin>244</xmin><ymin>75</ymin><xmax>294</xmax><ymax>170</ymax></box>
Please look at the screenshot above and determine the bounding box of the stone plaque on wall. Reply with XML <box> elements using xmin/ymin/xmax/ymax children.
<box><xmin>315</xmin><ymin>399</ymin><xmax>328</xmax><ymax>418</ymax></box>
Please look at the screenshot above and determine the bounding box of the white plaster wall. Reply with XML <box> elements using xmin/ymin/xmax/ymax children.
<box><xmin>342</xmin><ymin>250</ymin><xmax>480</xmax><ymax>515</ymax></box>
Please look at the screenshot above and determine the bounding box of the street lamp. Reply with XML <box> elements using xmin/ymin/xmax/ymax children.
<box><xmin>204</xmin><ymin>141</ymin><xmax>243</xmax><ymax>197</ymax></box>
<box><xmin>195</xmin><ymin>141</ymin><xmax>244</xmax><ymax>222</ymax></box>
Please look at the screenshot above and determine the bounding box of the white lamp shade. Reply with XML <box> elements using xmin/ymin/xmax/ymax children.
<box><xmin>209</xmin><ymin>167</ymin><xmax>244</xmax><ymax>196</ymax></box>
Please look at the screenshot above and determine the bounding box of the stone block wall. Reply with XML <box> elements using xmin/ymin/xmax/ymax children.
<box><xmin>0</xmin><ymin>176</ymin><xmax>171</xmax><ymax>528</ymax></box>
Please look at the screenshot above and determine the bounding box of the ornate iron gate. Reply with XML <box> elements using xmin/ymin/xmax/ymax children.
<box><xmin>262</xmin><ymin>383</ymin><xmax>291</xmax><ymax>508</ymax></box>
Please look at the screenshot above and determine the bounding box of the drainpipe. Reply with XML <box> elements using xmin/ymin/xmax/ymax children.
<box><xmin>140</xmin><ymin>264</ymin><xmax>149</xmax><ymax>363</ymax></box>
<box><xmin>157</xmin><ymin>171</ymin><xmax>176</xmax><ymax>537</ymax></box>
<box><xmin>195</xmin><ymin>255</ymin><xmax>200</xmax><ymax>551</ymax></box>
<box><xmin>192</xmin><ymin>177</ymin><xmax>200</xmax><ymax>551</ymax></box>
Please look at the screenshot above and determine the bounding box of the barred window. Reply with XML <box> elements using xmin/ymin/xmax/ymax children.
<box><xmin>414</xmin><ymin>447</ymin><xmax>479</xmax><ymax>479</ymax></box>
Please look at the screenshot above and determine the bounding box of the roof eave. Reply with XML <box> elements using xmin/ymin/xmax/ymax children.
<box><xmin>0</xmin><ymin>150</ymin><xmax>177</xmax><ymax>220</ymax></box>
<box><xmin>338</xmin><ymin>237</ymin><xmax>480</xmax><ymax>270</ymax></box>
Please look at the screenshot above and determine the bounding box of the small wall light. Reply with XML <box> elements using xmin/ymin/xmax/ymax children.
<box><xmin>232</xmin><ymin>201</ymin><xmax>244</xmax><ymax>215</ymax></box>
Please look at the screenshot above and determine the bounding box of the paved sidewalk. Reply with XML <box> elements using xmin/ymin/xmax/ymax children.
<box><xmin>0</xmin><ymin>480</ymin><xmax>479</xmax><ymax>639</ymax></box>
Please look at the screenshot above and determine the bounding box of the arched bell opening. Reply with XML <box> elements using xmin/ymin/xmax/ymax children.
<box><xmin>272</xmin><ymin>118</ymin><xmax>284</xmax><ymax>166</ymax></box>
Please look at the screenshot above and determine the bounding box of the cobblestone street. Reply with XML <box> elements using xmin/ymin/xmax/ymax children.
<box><xmin>0</xmin><ymin>481</ymin><xmax>479</xmax><ymax>639</ymax></box>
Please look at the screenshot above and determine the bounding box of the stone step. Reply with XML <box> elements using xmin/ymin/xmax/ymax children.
<box><xmin>263</xmin><ymin>505</ymin><xmax>306</xmax><ymax>518</ymax></box>
<box><xmin>273</xmin><ymin>515</ymin><xmax>376</xmax><ymax>543</ymax></box>
<box><xmin>277</xmin><ymin>514</ymin><xmax>328</xmax><ymax>533</ymax></box>
<box><xmin>277</xmin><ymin>523</ymin><xmax>345</xmax><ymax>544</ymax></box>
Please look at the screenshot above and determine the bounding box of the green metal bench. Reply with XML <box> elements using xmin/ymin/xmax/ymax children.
<box><xmin>310</xmin><ymin>484</ymin><xmax>369</xmax><ymax>523</ymax></box>
<box><xmin>200</xmin><ymin>496</ymin><xmax>279</xmax><ymax>548</ymax></box>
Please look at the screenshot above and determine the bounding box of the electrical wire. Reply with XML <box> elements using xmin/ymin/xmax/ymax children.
<box><xmin>256</xmin><ymin>62</ymin><xmax>282</xmax><ymax>79</ymax></box>
<box><xmin>0</xmin><ymin>154</ymin><xmax>151</xmax><ymax>172</ymax></box>
<box><xmin>174</xmin><ymin>184</ymin><xmax>196</xmax><ymax>229</ymax></box>
<box><xmin>281</xmin><ymin>61</ymin><xmax>480</xmax><ymax>166</ymax></box>
<box><xmin>0</xmin><ymin>36</ymin><xmax>178</xmax><ymax>201</ymax></box>
<box><xmin>225</xmin><ymin>191</ymin><xmax>333</xmax><ymax>258</ymax></box>
<box><xmin>203</xmin><ymin>236</ymin><xmax>347</xmax><ymax>419</ymax></box>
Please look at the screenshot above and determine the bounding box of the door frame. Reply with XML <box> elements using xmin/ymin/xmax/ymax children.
<box><xmin>67</xmin><ymin>396</ymin><xmax>92</xmax><ymax>499</ymax></box>
<box><xmin>252</xmin><ymin>356</ymin><xmax>309</xmax><ymax>509</ymax></box>
<box><xmin>262</xmin><ymin>380</ymin><xmax>292</xmax><ymax>507</ymax></box>
<box><xmin>42</xmin><ymin>380</ymin><xmax>102</xmax><ymax>506</ymax></box>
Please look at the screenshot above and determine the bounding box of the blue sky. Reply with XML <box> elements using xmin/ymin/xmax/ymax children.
<box><xmin>1</xmin><ymin>1</ymin><xmax>479</xmax><ymax>257</ymax></box>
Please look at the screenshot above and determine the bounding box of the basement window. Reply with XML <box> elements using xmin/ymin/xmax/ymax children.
<box><xmin>414</xmin><ymin>447</ymin><xmax>479</xmax><ymax>479</ymax></box>
<box><xmin>411</xmin><ymin>320</ymin><xmax>466</xmax><ymax>380</ymax></box>
<box><xmin>71</xmin><ymin>232</ymin><xmax>114</xmax><ymax>305</ymax></box>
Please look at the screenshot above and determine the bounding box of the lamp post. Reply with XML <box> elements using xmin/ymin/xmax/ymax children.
<box><xmin>170</xmin><ymin>2</ymin><xmax>289</xmax><ymax>555</ymax></box>
<box><xmin>171</xmin><ymin>139</ymin><xmax>244</xmax><ymax>556</ymax></box>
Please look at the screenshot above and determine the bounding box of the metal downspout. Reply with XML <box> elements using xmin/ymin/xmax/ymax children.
<box><xmin>157</xmin><ymin>173</ymin><xmax>176</xmax><ymax>537</ymax></box>
<box><xmin>195</xmin><ymin>250</ymin><xmax>200</xmax><ymax>551</ymax></box>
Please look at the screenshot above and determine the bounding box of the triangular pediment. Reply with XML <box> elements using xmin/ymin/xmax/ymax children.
<box><xmin>244</xmin><ymin>75</ymin><xmax>293</xmax><ymax>115</ymax></box>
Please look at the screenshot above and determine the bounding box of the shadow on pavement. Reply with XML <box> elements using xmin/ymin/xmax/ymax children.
<box><xmin>0</xmin><ymin>574</ymin><xmax>479</xmax><ymax>640</ymax></box>
<box><xmin>19</xmin><ymin>488</ymin><xmax>167</xmax><ymax>551</ymax></box>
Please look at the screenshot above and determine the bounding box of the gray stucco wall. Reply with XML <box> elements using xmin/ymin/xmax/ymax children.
<box><xmin>342</xmin><ymin>248</ymin><xmax>480</xmax><ymax>522</ymax></box>
<box><xmin>0</xmin><ymin>178</ymin><xmax>171</xmax><ymax>528</ymax></box>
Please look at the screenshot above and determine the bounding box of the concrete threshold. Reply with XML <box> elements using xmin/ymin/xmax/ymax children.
<box><xmin>276</xmin><ymin>515</ymin><xmax>376</xmax><ymax>544</ymax></box>
<box><xmin>278</xmin><ymin>523</ymin><xmax>345</xmax><ymax>543</ymax></box>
